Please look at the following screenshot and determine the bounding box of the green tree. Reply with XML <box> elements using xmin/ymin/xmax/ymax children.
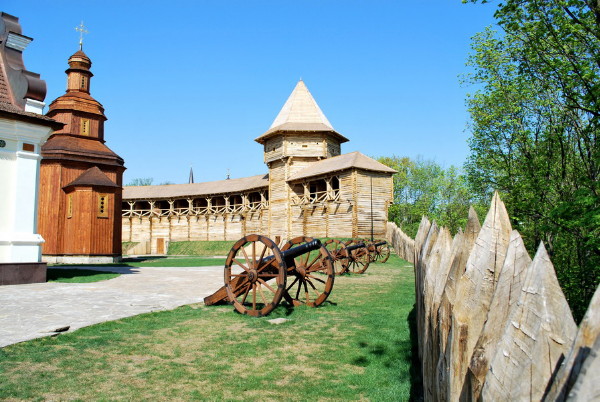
<box><xmin>464</xmin><ymin>0</ymin><xmax>600</xmax><ymax>321</ymax></box>
<box><xmin>378</xmin><ymin>156</ymin><xmax>482</xmax><ymax>237</ymax></box>
<box><xmin>127</xmin><ymin>177</ymin><xmax>154</xmax><ymax>186</ymax></box>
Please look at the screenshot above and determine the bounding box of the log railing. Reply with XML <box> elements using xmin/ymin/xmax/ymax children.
<box><xmin>291</xmin><ymin>189</ymin><xmax>340</xmax><ymax>206</ymax></box>
<box><xmin>123</xmin><ymin>200</ymin><xmax>268</xmax><ymax>218</ymax></box>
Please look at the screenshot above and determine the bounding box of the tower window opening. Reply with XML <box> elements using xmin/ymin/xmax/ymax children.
<box><xmin>67</xmin><ymin>194</ymin><xmax>73</xmax><ymax>218</ymax></box>
<box><xmin>81</xmin><ymin>119</ymin><xmax>90</xmax><ymax>136</ymax></box>
<box><xmin>98</xmin><ymin>194</ymin><xmax>108</xmax><ymax>218</ymax></box>
<box><xmin>81</xmin><ymin>75</ymin><xmax>87</xmax><ymax>89</ymax></box>
<box><xmin>332</xmin><ymin>176</ymin><xmax>340</xmax><ymax>191</ymax></box>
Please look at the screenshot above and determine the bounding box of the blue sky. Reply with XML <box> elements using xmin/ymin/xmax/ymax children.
<box><xmin>4</xmin><ymin>1</ymin><xmax>498</xmax><ymax>185</ymax></box>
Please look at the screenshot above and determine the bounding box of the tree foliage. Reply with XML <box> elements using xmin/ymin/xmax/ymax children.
<box><xmin>464</xmin><ymin>0</ymin><xmax>600</xmax><ymax>321</ymax></box>
<box><xmin>127</xmin><ymin>177</ymin><xmax>154</xmax><ymax>186</ymax></box>
<box><xmin>378</xmin><ymin>156</ymin><xmax>484</xmax><ymax>237</ymax></box>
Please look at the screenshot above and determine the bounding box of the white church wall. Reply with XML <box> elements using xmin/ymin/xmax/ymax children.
<box><xmin>0</xmin><ymin>118</ymin><xmax>52</xmax><ymax>263</ymax></box>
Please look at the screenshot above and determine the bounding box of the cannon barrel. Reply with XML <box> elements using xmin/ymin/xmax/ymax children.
<box><xmin>262</xmin><ymin>239</ymin><xmax>323</xmax><ymax>264</ymax></box>
<box><xmin>373</xmin><ymin>241</ymin><xmax>387</xmax><ymax>247</ymax></box>
<box><xmin>345</xmin><ymin>242</ymin><xmax>366</xmax><ymax>253</ymax></box>
<box><xmin>282</xmin><ymin>239</ymin><xmax>322</xmax><ymax>261</ymax></box>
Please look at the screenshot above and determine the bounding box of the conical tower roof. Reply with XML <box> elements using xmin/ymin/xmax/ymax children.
<box><xmin>255</xmin><ymin>80</ymin><xmax>348</xmax><ymax>144</ymax></box>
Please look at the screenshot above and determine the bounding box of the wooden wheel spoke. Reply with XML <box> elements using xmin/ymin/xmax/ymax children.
<box><xmin>240</xmin><ymin>283</ymin><xmax>251</xmax><ymax>304</ymax></box>
<box><xmin>232</xmin><ymin>258</ymin><xmax>250</xmax><ymax>272</ymax></box>
<box><xmin>306</xmin><ymin>262</ymin><xmax>327</xmax><ymax>273</ymax></box>
<box><xmin>303</xmin><ymin>250</ymin><xmax>311</xmax><ymax>266</ymax></box>
<box><xmin>306</xmin><ymin>253</ymin><xmax>321</xmax><ymax>269</ymax></box>
<box><xmin>287</xmin><ymin>276</ymin><xmax>299</xmax><ymax>292</ymax></box>
<box><xmin>295</xmin><ymin>279</ymin><xmax>303</xmax><ymax>300</ymax></box>
<box><xmin>303</xmin><ymin>280</ymin><xmax>309</xmax><ymax>303</ymax></box>
<box><xmin>306</xmin><ymin>274</ymin><xmax>326</xmax><ymax>285</ymax></box>
<box><xmin>252</xmin><ymin>283</ymin><xmax>257</xmax><ymax>310</ymax></box>
<box><xmin>258</xmin><ymin>284</ymin><xmax>267</xmax><ymax>304</ymax></box>
<box><xmin>240</xmin><ymin>246</ymin><xmax>251</xmax><ymax>268</ymax></box>
<box><xmin>305</xmin><ymin>279</ymin><xmax>321</xmax><ymax>296</ymax></box>
<box><xmin>232</xmin><ymin>281</ymin><xmax>251</xmax><ymax>297</ymax></box>
<box><xmin>257</xmin><ymin>243</ymin><xmax>268</xmax><ymax>268</ymax></box>
<box><xmin>257</xmin><ymin>278</ymin><xmax>276</xmax><ymax>294</ymax></box>
<box><xmin>257</xmin><ymin>258</ymin><xmax>275</xmax><ymax>273</ymax></box>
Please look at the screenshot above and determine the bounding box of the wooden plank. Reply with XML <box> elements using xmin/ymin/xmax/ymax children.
<box><xmin>543</xmin><ymin>283</ymin><xmax>600</xmax><ymax>401</ymax></box>
<box><xmin>444</xmin><ymin>192</ymin><xmax>512</xmax><ymax>400</ymax></box>
<box><xmin>481</xmin><ymin>243</ymin><xmax>577</xmax><ymax>401</ymax></box>
<box><xmin>422</xmin><ymin>226</ymin><xmax>452</xmax><ymax>400</ymax></box>
<box><xmin>465</xmin><ymin>229</ymin><xmax>531</xmax><ymax>400</ymax></box>
<box><xmin>564</xmin><ymin>335</ymin><xmax>600</xmax><ymax>401</ymax></box>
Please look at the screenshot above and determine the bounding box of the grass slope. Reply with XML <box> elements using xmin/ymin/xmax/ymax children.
<box><xmin>1</xmin><ymin>256</ymin><xmax>418</xmax><ymax>401</ymax></box>
<box><xmin>167</xmin><ymin>241</ymin><xmax>234</xmax><ymax>256</ymax></box>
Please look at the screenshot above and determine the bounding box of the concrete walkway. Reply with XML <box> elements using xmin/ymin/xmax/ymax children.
<box><xmin>0</xmin><ymin>265</ymin><xmax>225</xmax><ymax>348</ymax></box>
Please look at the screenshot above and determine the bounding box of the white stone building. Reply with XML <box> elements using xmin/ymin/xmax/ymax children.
<box><xmin>0</xmin><ymin>12</ymin><xmax>62</xmax><ymax>284</ymax></box>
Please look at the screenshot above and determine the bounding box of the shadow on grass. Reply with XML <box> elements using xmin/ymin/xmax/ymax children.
<box><xmin>408</xmin><ymin>304</ymin><xmax>424</xmax><ymax>401</ymax></box>
<box><xmin>46</xmin><ymin>268</ymin><xmax>122</xmax><ymax>283</ymax></box>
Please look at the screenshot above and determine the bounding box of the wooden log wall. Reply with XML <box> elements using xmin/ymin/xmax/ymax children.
<box><xmin>123</xmin><ymin>212</ymin><xmax>268</xmax><ymax>254</ymax></box>
<box><xmin>39</xmin><ymin>162</ymin><xmax>123</xmax><ymax>256</ymax></box>
<box><xmin>385</xmin><ymin>222</ymin><xmax>414</xmax><ymax>264</ymax></box>
<box><xmin>354</xmin><ymin>170</ymin><xmax>392</xmax><ymax>238</ymax></box>
<box><xmin>385</xmin><ymin>192</ymin><xmax>600</xmax><ymax>401</ymax></box>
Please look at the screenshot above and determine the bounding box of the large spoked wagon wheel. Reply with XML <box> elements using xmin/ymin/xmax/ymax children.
<box><xmin>324</xmin><ymin>239</ymin><xmax>349</xmax><ymax>275</ymax></box>
<box><xmin>281</xmin><ymin>236</ymin><xmax>335</xmax><ymax>307</ymax></box>
<box><xmin>347</xmin><ymin>244</ymin><xmax>370</xmax><ymax>274</ymax></box>
<box><xmin>224</xmin><ymin>234</ymin><xmax>286</xmax><ymax>317</ymax></box>
<box><xmin>366</xmin><ymin>241</ymin><xmax>378</xmax><ymax>263</ymax></box>
<box><xmin>378</xmin><ymin>242</ymin><xmax>391</xmax><ymax>263</ymax></box>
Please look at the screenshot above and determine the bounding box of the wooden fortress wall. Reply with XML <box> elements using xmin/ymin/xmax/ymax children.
<box><xmin>122</xmin><ymin>168</ymin><xmax>392</xmax><ymax>254</ymax></box>
<box><xmin>123</xmin><ymin>211</ymin><xmax>268</xmax><ymax>254</ymax></box>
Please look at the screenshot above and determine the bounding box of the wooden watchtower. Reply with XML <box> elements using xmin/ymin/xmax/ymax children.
<box><xmin>256</xmin><ymin>80</ymin><xmax>395</xmax><ymax>240</ymax></box>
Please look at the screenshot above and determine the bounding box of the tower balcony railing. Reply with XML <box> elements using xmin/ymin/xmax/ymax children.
<box><xmin>290</xmin><ymin>189</ymin><xmax>340</xmax><ymax>206</ymax></box>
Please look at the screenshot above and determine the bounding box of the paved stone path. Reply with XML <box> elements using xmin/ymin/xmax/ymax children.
<box><xmin>0</xmin><ymin>265</ymin><xmax>225</xmax><ymax>348</ymax></box>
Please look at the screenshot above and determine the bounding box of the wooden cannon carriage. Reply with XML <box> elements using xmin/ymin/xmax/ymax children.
<box><xmin>324</xmin><ymin>239</ymin><xmax>391</xmax><ymax>275</ymax></box>
<box><xmin>367</xmin><ymin>241</ymin><xmax>391</xmax><ymax>263</ymax></box>
<box><xmin>324</xmin><ymin>240</ymin><xmax>370</xmax><ymax>274</ymax></box>
<box><xmin>204</xmin><ymin>234</ymin><xmax>334</xmax><ymax>317</ymax></box>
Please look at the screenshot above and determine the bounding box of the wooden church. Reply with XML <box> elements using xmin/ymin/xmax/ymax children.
<box><xmin>38</xmin><ymin>47</ymin><xmax>125</xmax><ymax>263</ymax></box>
<box><xmin>123</xmin><ymin>81</ymin><xmax>395</xmax><ymax>254</ymax></box>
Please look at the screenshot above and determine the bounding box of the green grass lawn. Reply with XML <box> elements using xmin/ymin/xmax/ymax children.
<box><xmin>167</xmin><ymin>240</ymin><xmax>234</xmax><ymax>256</ymax></box>
<box><xmin>1</xmin><ymin>255</ymin><xmax>420</xmax><ymax>400</ymax></box>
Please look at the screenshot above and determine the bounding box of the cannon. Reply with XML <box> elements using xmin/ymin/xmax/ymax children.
<box><xmin>367</xmin><ymin>240</ymin><xmax>391</xmax><ymax>263</ymax></box>
<box><xmin>204</xmin><ymin>234</ymin><xmax>334</xmax><ymax>317</ymax></box>
<box><xmin>324</xmin><ymin>239</ymin><xmax>370</xmax><ymax>275</ymax></box>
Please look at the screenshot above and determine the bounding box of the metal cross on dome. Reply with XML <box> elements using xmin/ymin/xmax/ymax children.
<box><xmin>75</xmin><ymin>21</ymin><xmax>88</xmax><ymax>50</ymax></box>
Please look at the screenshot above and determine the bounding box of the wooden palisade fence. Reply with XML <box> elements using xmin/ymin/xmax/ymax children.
<box><xmin>386</xmin><ymin>192</ymin><xmax>600</xmax><ymax>401</ymax></box>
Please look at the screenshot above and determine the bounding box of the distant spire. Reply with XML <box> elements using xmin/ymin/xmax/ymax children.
<box><xmin>189</xmin><ymin>166</ymin><xmax>194</xmax><ymax>184</ymax></box>
<box><xmin>75</xmin><ymin>21</ymin><xmax>88</xmax><ymax>50</ymax></box>
<box><xmin>226</xmin><ymin>168</ymin><xmax>230</xmax><ymax>180</ymax></box>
